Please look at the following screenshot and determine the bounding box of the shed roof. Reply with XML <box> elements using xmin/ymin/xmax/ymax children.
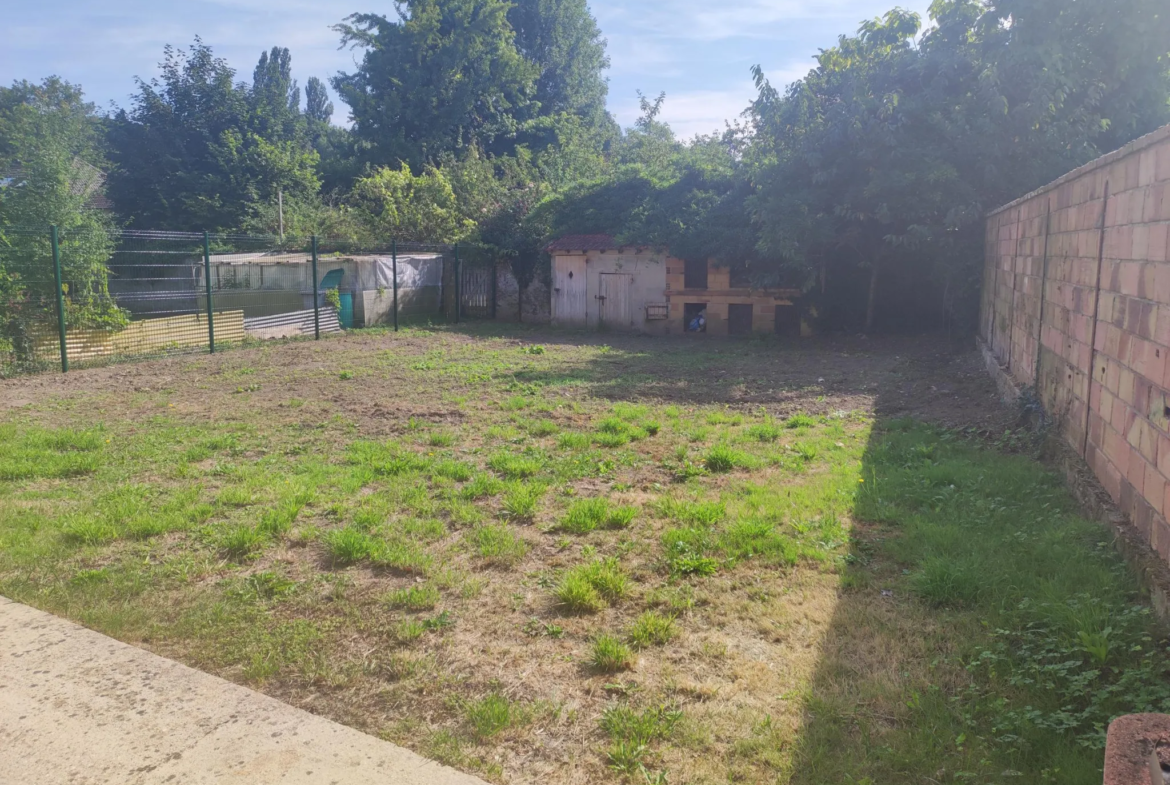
<box><xmin>544</xmin><ymin>234</ymin><xmax>618</xmax><ymax>252</ymax></box>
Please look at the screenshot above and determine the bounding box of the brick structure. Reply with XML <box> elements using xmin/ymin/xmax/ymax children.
<box><xmin>981</xmin><ymin>123</ymin><xmax>1170</xmax><ymax>565</ymax></box>
<box><xmin>664</xmin><ymin>260</ymin><xmax>803</xmax><ymax>336</ymax></box>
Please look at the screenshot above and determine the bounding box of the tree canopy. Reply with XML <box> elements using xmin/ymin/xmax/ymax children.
<box><xmin>4</xmin><ymin>0</ymin><xmax>1169</xmax><ymax>331</ymax></box>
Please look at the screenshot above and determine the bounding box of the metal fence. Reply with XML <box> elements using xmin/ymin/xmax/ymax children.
<box><xmin>1</xmin><ymin>225</ymin><xmax>505</xmax><ymax>377</ymax></box>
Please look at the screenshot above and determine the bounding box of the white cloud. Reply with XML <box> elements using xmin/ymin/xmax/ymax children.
<box><xmin>610</xmin><ymin>61</ymin><xmax>813</xmax><ymax>138</ymax></box>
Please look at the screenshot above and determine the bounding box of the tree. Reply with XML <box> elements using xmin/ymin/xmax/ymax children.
<box><xmin>507</xmin><ymin>0</ymin><xmax>610</xmax><ymax>125</ymax></box>
<box><xmin>349</xmin><ymin>163</ymin><xmax>474</xmax><ymax>242</ymax></box>
<box><xmin>748</xmin><ymin>0</ymin><xmax>1170</xmax><ymax>332</ymax></box>
<box><xmin>332</xmin><ymin>0</ymin><xmax>538</xmax><ymax>171</ymax></box>
<box><xmin>305</xmin><ymin>77</ymin><xmax>334</xmax><ymax>124</ymax></box>
<box><xmin>107</xmin><ymin>39</ymin><xmax>319</xmax><ymax>231</ymax></box>
<box><xmin>0</xmin><ymin>78</ymin><xmax>124</xmax><ymax>365</ymax></box>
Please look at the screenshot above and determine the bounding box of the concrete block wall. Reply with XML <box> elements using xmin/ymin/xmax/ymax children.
<box><xmin>982</xmin><ymin>123</ymin><xmax>1170</xmax><ymax>563</ymax></box>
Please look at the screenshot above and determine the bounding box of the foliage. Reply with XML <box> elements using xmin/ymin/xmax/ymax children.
<box><xmin>106</xmin><ymin>40</ymin><xmax>320</xmax><ymax>231</ymax></box>
<box><xmin>0</xmin><ymin>78</ymin><xmax>125</xmax><ymax>364</ymax></box>
<box><xmin>349</xmin><ymin>163</ymin><xmax>474</xmax><ymax>242</ymax></box>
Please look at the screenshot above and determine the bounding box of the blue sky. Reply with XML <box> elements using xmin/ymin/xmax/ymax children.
<box><xmin>1</xmin><ymin>0</ymin><xmax>931</xmax><ymax>139</ymax></box>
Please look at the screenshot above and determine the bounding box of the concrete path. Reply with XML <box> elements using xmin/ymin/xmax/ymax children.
<box><xmin>0</xmin><ymin>596</ymin><xmax>487</xmax><ymax>785</ymax></box>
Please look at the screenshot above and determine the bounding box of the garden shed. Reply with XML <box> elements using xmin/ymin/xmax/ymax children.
<box><xmin>546</xmin><ymin>235</ymin><xmax>803</xmax><ymax>336</ymax></box>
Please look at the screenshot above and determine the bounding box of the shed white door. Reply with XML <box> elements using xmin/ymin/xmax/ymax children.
<box><xmin>552</xmin><ymin>256</ymin><xmax>587</xmax><ymax>325</ymax></box>
<box><xmin>598</xmin><ymin>273</ymin><xmax>633</xmax><ymax>329</ymax></box>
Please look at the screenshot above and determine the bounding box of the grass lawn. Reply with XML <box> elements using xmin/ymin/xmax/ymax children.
<box><xmin>2</xmin><ymin>324</ymin><xmax>1168</xmax><ymax>784</ymax></box>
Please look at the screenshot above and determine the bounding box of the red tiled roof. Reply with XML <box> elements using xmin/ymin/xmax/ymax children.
<box><xmin>544</xmin><ymin>234</ymin><xmax>617</xmax><ymax>252</ymax></box>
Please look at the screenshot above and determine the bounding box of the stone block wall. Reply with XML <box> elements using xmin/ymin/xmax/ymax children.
<box><xmin>981</xmin><ymin>124</ymin><xmax>1170</xmax><ymax>563</ymax></box>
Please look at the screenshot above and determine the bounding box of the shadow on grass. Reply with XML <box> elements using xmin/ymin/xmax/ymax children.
<box><xmin>788</xmin><ymin>409</ymin><xmax>1170</xmax><ymax>784</ymax></box>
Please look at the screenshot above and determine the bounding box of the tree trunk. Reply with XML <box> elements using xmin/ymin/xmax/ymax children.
<box><xmin>517</xmin><ymin>281</ymin><xmax>523</xmax><ymax>323</ymax></box>
<box><xmin>864</xmin><ymin>259</ymin><xmax>879</xmax><ymax>334</ymax></box>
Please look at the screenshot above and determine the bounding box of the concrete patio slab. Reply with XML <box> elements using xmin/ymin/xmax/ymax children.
<box><xmin>0</xmin><ymin>596</ymin><xmax>488</xmax><ymax>785</ymax></box>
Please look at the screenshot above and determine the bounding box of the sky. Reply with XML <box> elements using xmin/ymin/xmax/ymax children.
<box><xmin>1</xmin><ymin>0</ymin><xmax>932</xmax><ymax>140</ymax></box>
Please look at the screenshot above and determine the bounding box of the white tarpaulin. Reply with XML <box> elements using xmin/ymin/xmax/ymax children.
<box><xmin>369</xmin><ymin>255</ymin><xmax>443</xmax><ymax>290</ymax></box>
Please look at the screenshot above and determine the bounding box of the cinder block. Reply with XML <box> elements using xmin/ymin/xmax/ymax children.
<box><xmin>1127</xmin><ymin>448</ymin><xmax>1147</xmax><ymax>495</ymax></box>
<box><xmin>1146</xmin><ymin>461</ymin><xmax>1166</xmax><ymax>516</ymax></box>
<box><xmin>1150</xmin><ymin>225</ymin><xmax>1169</xmax><ymax>264</ymax></box>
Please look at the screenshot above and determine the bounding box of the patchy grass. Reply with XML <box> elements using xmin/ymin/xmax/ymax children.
<box><xmin>1</xmin><ymin>327</ymin><xmax>1165</xmax><ymax>785</ymax></box>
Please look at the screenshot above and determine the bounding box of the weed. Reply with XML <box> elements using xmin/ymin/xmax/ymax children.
<box><xmin>432</xmin><ymin>459</ymin><xmax>473</xmax><ymax>482</ymax></box>
<box><xmin>428</xmin><ymin>431</ymin><xmax>456</xmax><ymax>448</ymax></box>
<box><xmin>461</xmin><ymin>473</ymin><xmax>503</xmax><ymax>500</ymax></box>
<box><xmin>591</xmin><ymin>634</ymin><xmax>634</xmax><ymax>672</ymax></box>
<box><xmin>339</xmin><ymin>371</ymin><xmax>354</xmax><ymax>380</ymax></box>
<box><xmin>465</xmin><ymin>693</ymin><xmax>524</xmax><ymax>738</ymax></box>
<box><xmin>561</xmin><ymin>498</ymin><xmax>637</xmax><ymax>534</ymax></box>
<box><xmin>601</xmin><ymin>705</ymin><xmax>682</xmax><ymax>746</ymax></box>
<box><xmin>527</xmin><ymin>419</ymin><xmax>559</xmax><ymax>437</ymax></box>
<box><xmin>746</xmin><ymin>422</ymin><xmax>781</xmax><ymax>442</ymax></box>
<box><xmin>221</xmin><ymin>524</ymin><xmax>267</xmax><ymax>560</ymax></box>
<box><xmin>501</xmin><ymin>482</ymin><xmax>544</xmax><ymax>520</ymax></box>
<box><xmin>324</xmin><ymin>527</ymin><xmax>376</xmax><ymax>565</ymax></box>
<box><xmin>488</xmin><ymin>452</ymin><xmax>543</xmax><ymax>479</ymax></box>
<box><xmin>384</xmin><ymin>584</ymin><xmax>440</xmax><ymax>611</ymax></box>
<box><xmin>784</xmin><ymin>413</ymin><xmax>816</xmax><ymax>429</ymax></box>
<box><xmin>523</xmin><ymin>618</ymin><xmax>565</xmax><ymax>638</ymax></box>
<box><xmin>703</xmin><ymin>444</ymin><xmax>752</xmax><ymax>473</ymax></box>
<box><xmin>910</xmin><ymin>558</ymin><xmax>983</xmax><ymax>608</ymax></box>
<box><xmin>557</xmin><ymin>432</ymin><xmax>591</xmax><ymax>450</ymax></box>
<box><xmin>470</xmin><ymin>524</ymin><xmax>529</xmax><ymax>566</ymax></box>
<box><xmin>628</xmin><ymin>610</ymin><xmax>677</xmax><ymax>648</ymax></box>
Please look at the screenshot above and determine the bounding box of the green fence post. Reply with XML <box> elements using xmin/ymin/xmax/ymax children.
<box><xmin>454</xmin><ymin>242</ymin><xmax>461</xmax><ymax>323</ymax></box>
<box><xmin>311</xmin><ymin>235</ymin><xmax>320</xmax><ymax>340</ymax></box>
<box><xmin>50</xmin><ymin>225</ymin><xmax>68</xmax><ymax>373</ymax></box>
<box><xmin>391</xmin><ymin>239</ymin><xmax>399</xmax><ymax>332</ymax></box>
<box><xmin>202</xmin><ymin>231</ymin><xmax>215</xmax><ymax>354</ymax></box>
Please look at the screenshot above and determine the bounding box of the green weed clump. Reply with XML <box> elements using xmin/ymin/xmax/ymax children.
<box><xmin>560</xmin><ymin>497</ymin><xmax>636</xmax><ymax>534</ymax></box>
<box><xmin>600</xmin><ymin>704</ymin><xmax>682</xmax><ymax>774</ymax></box>
<box><xmin>501</xmin><ymin>482</ymin><xmax>544</xmax><ymax>520</ymax></box>
<box><xmin>591</xmin><ymin>634</ymin><xmax>634</xmax><ymax>672</ymax></box>
<box><xmin>746</xmin><ymin>422</ymin><xmax>782</xmax><ymax>442</ymax></box>
<box><xmin>324</xmin><ymin>527</ymin><xmax>377</xmax><ymax>565</ymax></box>
<box><xmin>465</xmin><ymin>693</ymin><xmax>526</xmax><ymax>739</ymax></box>
<box><xmin>703</xmin><ymin>444</ymin><xmax>753</xmax><ymax>473</ymax></box>
<box><xmin>384</xmin><ymin>584</ymin><xmax>440</xmax><ymax>611</ymax></box>
<box><xmin>487</xmin><ymin>452</ymin><xmax>544</xmax><ymax>479</ymax></box>
<box><xmin>627</xmin><ymin>610</ymin><xmax>677</xmax><ymax>648</ymax></box>
<box><xmin>784</xmin><ymin>413</ymin><xmax>816</xmax><ymax>429</ymax></box>
<box><xmin>470</xmin><ymin>524</ymin><xmax>529</xmax><ymax>566</ymax></box>
<box><xmin>555</xmin><ymin>558</ymin><xmax>629</xmax><ymax>613</ymax></box>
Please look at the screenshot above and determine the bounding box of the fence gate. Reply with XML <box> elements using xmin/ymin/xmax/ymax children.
<box><xmin>459</xmin><ymin>261</ymin><xmax>495</xmax><ymax>318</ymax></box>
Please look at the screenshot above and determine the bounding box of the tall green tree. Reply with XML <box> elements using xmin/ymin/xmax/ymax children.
<box><xmin>107</xmin><ymin>39</ymin><xmax>319</xmax><ymax>231</ymax></box>
<box><xmin>506</xmin><ymin>0</ymin><xmax>610</xmax><ymax>125</ymax></box>
<box><xmin>332</xmin><ymin>0</ymin><xmax>538</xmax><ymax>171</ymax></box>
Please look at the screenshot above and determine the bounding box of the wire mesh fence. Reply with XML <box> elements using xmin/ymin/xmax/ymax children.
<box><xmin>1</xmin><ymin>225</ymin><xmax>505</xmax><ymax>377</ymax></box>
